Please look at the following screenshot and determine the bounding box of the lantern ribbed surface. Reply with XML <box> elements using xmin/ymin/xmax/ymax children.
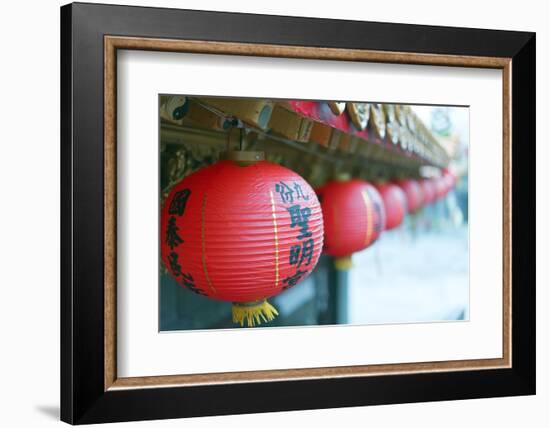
<box><xmin>375</xmin><ymin>183</ymin><xmax>407</xmax><ymax>230</ymax></box>
<box><xmin>160</xmin><ymin>160</ymin><xmax>323</xmax><ymax>326</ymax></box>
<box><xmin>317</xmin><ymin>179</ymin><xmax>386</xmax><ymax>260</ymax></box>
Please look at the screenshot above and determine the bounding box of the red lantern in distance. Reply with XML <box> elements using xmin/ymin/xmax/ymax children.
<box><xmin>375</xmin><ymin>182</ymin><xmax>407</xmax><ymax>230</ymax></box>
<box><xmin>317</xmin><ymin>179</ymin><xmax>386</xmax><ymax>269</ymax></box>
<box><xmin>420</xmin><ymin>179</ymin><xmax>437</xmax><ymax>205</ymax></box>
<box><xmin>434</xmin><ymin>176</ymin><xmax>447</xmax><ymax>200</ymax></box>
<box><xmin>443</xmin><ymin>170</ymin><xmax>457</xmax><ymax>194</ymax></box>
<box><xmin>395</xmin><ymin>179</ymin><xmax>423</xmax><ymax>213</ymax></box>
<box><xmin>161</xmin><ymin>159</ymin><xmax>324</xmax><ymax>327</ymax></box>
<box><xmin>434</xmin><ymin>170</ymin><xmax>457</xmax><ymax>200</ymax></box>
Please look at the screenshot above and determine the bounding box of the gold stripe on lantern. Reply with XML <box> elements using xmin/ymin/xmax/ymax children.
<box><xmin>201</xmin><ymin>194</ymin><xmax>216</xmax><ymax>294</ymax></box>
<box><xmin>361</xmin><ymin>189</ymin><xmax>374</xmax><ymax>247</ymax></box>
<box><xmin>269</xmin><ymin>190</ymin><xmax>280</xmax><ymax>288</ymax></box>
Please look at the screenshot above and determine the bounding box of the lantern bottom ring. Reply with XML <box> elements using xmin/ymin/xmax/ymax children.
<box><xmin>232</xmin><ymin>299</ymin><xmax>279</xmax><ymax>327</ymax></box>
<box><xmin>334</xmin><ymin>256</ymin><xmax>353</xmax><ymax>271</ymax></box>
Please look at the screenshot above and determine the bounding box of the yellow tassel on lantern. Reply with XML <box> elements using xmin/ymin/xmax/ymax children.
<box><xmin>232</xmin><ymin>299</ymin><xmax>279</xmax><ymax>327</ymax></box>
<box><xmin>334</xmin><ymin>256</ymin><xmax>353</xmax><ymax>270</ymax></box>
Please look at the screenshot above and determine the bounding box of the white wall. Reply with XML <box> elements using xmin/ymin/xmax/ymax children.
<box><xmin>0</xmin><ymin>0</ymin><xmax>546</xmax><ymax>426</ymax></box>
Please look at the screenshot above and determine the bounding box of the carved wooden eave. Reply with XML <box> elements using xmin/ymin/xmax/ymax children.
<box><xmin>159</xmin><ymin>95</ymin><xmax>450</xmax><ymax>189</ymax></box>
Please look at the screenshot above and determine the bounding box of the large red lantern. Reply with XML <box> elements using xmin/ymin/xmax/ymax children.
<box><xmin>161</xmin><ymin>158</ymin><xmax>324</xmax><ymax>327</ymax></box>
<box><xmin>395</xmin><ymin>179</ymin><xmax>423</xmax><ymax>213</ymax></box>
<box><xmin>316</xmin><ymin>179</ymin><xmax>386</xmax><ymax>269</ymax></box>
<box><xmin>375</xmin><ymin>182</ymin><xmax>407</xmax><ymax>230</ymax></box>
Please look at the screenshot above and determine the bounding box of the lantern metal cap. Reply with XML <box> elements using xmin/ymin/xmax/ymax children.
<box><xmin>224</xmin><ymin>150</ymin><xmax>265</xmax><ymax>166</ymax></box>
<box><xmin>334</xmin><ymin>172</ymin><xmax>352</xmax><ymax>182</ymax></box>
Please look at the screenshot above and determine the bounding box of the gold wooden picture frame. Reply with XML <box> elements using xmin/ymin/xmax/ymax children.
<box><xmin>104</xmin><ymin>36</ymin><xmax>512</xmax><ymax>391</ymax></box>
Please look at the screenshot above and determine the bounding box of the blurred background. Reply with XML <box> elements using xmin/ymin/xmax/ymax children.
<box><xmin>159</xmin><ymin>97</ymin><xmax>469</xmax><ymax>330</ymax></box>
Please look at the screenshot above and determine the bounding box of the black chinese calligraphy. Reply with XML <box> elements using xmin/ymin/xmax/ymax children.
<box><xmin>168</xmin><ymin>252</ymin><xmax>206</xmax><ymax>296</ymax></box>
<box><xmin>373</xmin><ymin>201</ymin><xmax>385</xmax><ymax>234</ymax></box>
<box><xmin>365</xmin><ymin>187</ymin><xmax>385</xmax><ymax>235</ymax></box>
<box><xmin>165</xmin><ymin>216</ymin><xmax>184</xmax><ymax>249</ymax></box>
<box><xmin>275</xmin><ymin>181</ymin><xmax>310</xmax><ymax>204</ymax></box>
<box><xmin>287</xmin><ymin>205</ymin><xmax>312</xmax><ymax>239</ymax></box>
<box><xmin>289</xmin><ymin>239</ymin><xmax>315</xmax><ymax>267</ymax></box>
<box><xmin>282</xmin><ymin>269</ymin><xmax>307</xmax><ymax>290</ymax></box>
<box><xmin>180</xmin><ymin>272</ymin><xmax>207</xmax><ymax>296</ymax></box>
<box><xmin>282</xmin><ymin>199</ymin><xmax>317</xmax><ymax>291</ymax></box>
<box><xmin>168</xmin><ymin>251</ymin><xmax>183</xmax><ymax>277</ymax></box>
<box><xmin>168</xmin><ymin>189</ymin><xmax>192</xmax><ymax>216</ymax></box>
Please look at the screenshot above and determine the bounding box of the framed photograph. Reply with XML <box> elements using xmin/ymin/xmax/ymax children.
<box><xmin>60</xmin><ymin>2</ymin><xmax>535</xmax><ymax>424</ymax></box>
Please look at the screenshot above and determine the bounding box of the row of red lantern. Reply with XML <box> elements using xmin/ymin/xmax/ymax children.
<box><xmin>316</xmin><ymin>171</ymin><xmax>457</xmax><ymax>269</ymax></box>
<box><xmin>160</xmin><ymin>158</ymin><xmax>457</xmax><ymax>327</ymax></box>
<box><xmin>316</xmin><ymin>180</ymin><xmax>386</xmax><ymax>270</ymax></box>
<box><xmin>393</xmin><ymin>171</ymin><xmax>456</xmax><ymax>216</ymax></box>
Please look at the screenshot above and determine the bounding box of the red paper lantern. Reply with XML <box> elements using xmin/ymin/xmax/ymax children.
<box><xmin>420</xmin><ymin>179</ymin><xmax>437</xmax><ymax>205</ymax></box>
<box><xmin>395</xmin><ymin>179</ymin><xmax>424</xmax><ymax>213</ymax></box>
<box><xmin>443</xmin><ymin>170</ymin><xmax>457</xmax><ymax>193</ymax></box>
<box><xmin>161</xmin><ymin>159</ymin><xmax>324</xmax><ymax>327</ymax></box>
<box><xmin>375</xmin><ymin>182</ymin><xmax>407</xmax><ymax>230</ymax></box>
<box><xmin>434</xmin><ymin>170</ymin><xmax>456</xmax><ymax>200</ymax></box>
<box><xmin>434</xmin><ymin>176</ymin><xmax>447</xmax><ymax>200</ymax></box>
<box><xmin>316</xmin><ymin>179</ymin><xmax>386</xmax><ymax>269</ymax></box>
